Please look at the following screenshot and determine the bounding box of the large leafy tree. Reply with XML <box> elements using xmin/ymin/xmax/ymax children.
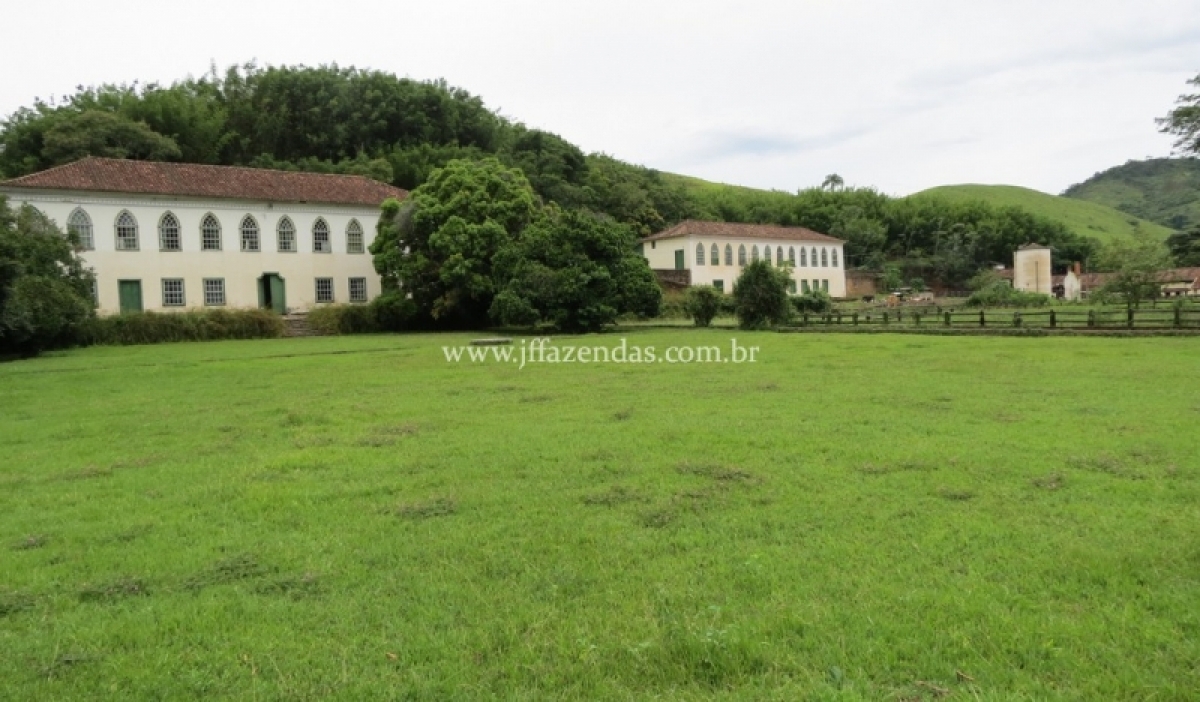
<box><xmin>731</xmin><ymin>260</ymin><xmax>792</xmax><ymax>330</ymax></box>
<box><xmin>370</xmin><ymin>158</ymin><xmax>539</xmax><ymax>327</ymax></box>
<box><xmin>1165</xmin><ymin>226</ymin><xmax>1200</xmax><ymax>267</ymax></box>
<box><xmin>0</xmin><ymin>198</ymin><xmax>96</xmax><ymax>356</ymax></box>
<box><xmin>1093</xmin><ymin>234</ymin><xmax>1174</xmax><ymax>309</ymax></box>
<box><xmin>41</xmin><ymin>110</ymin><xmax>182</xmax><ymax>165</ymax></box>
<box><xmin>489</xmin><ymin>208</ymin><xmax>661</xmax><ymax>332</ymax></box>
<box><xmin>1158</xmin><ymin>73</ymin><xmax>1200</xmax><ymax>156</ymax></box>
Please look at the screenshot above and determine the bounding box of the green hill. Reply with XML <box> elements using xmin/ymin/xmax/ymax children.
<box><xmin>914</xmin><ymin>184</ymin><xmax>1174</xmax><ymax>244</ymax></box>
<box><xmin>1063</xmin><ymin>158</ymin><xmax>1200</xmax><ymax>231</ymax></box>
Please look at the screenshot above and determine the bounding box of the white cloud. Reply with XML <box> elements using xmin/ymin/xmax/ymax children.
<box><xmin>4</xmin><ymin>0</ymin><xmax>1198</xmax><ymax>195</ymax></box>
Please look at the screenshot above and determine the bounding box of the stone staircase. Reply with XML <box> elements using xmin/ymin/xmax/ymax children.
<box><xmin>282</xmin><ymin>312</ymin><xmax>325</xmax><ymax>338</ymax></box>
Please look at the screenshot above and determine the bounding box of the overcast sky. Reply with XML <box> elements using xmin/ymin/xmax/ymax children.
<box><xmin>5</xmin><ymin>1</ymin><xmax>1199</xmax><ymax>195</ymax></box>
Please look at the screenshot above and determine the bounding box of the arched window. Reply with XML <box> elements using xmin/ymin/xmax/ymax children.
<box><xmin>788</xmin><ymin>247</ymin><xmax>796</xmax><ymax>266</ymax></box>
<box><xmin>277</xmin><ymin>217</ymin><xmax>296</xmax><ymax>252</ymax></box>
<box><xmin>67</xmin><ymin>208</ymin><xmax>94</xmax><ymax>250</ymax></box>
<box><xmin>200</xmin><ymin>213</ymin><xmax>221</xmax><ymax>251</ymax></box>
<box><xmin>724</xmin><ymin>244</ymin><xmax>733</xmax><ymax>266</ymax></box>
<box><xmin>800</xmin><ymin>247</ymin><xmax>807</xmax><ymax>267</ymax></box>
<box><xmin>811</xmin><ymin>247</ymin><xmax>818</xmax><ymax>268</ymax></box>
<box><xmin>346</xmin><ymin>219</ymin><xmax>365</xmax><ymax>254</ymax></box>
<box><xmin>158</xmin><ymin>212</ymin><xmax>181</xmax><ymax>251</ymax></box>
<box><xmin>821</xmin><ymin>248</ymin><xmax>829</xmax><ymax>267</ymax></box>
<box><xmin>115</xmin><ymin>210</ymin><xmax>139</xmax><ymax>251</ymax></box>
<box><xmin>738</xmin><ymin>244</ymin><xmax>747</xmax><ymax>266</ymax></box>
<box><xmin>711</xmin><ymin>243</ymin><xmax>719</xmax><ymax>266</ymax></box>
<box><xmin>240</xmin><ymin>215</ymin><xmax>260</xmax><ymax>252</ymax></box>
<box><xmin>312</xmin><ymin>218</ymin><xmax>331</xmax><ymax>253</ymax></box>
<box><xmin>832</xmin><ymin>249</ymin><xmax>839</xmax><ymax>267</ymax></box>
<box><xmin>776</xmin><ymin>246</ymin><xmax>784</xmax><ymax>266</ymax></box>
<box><xmin>696</xmin><ymin>243</ymin><xmax>706</xmax><ymax>266</ymax></box>
<box><xmin>751</xmin><ymin>245</ymin><xmax>760</xmax><ymax>263</ymax></box>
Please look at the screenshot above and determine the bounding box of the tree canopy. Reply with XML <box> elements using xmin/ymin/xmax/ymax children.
<box><xmin>1158</xmin><ymin>73</ymin><xmax>1200</xmax><ymax>157</ymax></box>
<box><xmin>0</xmin><ymin>197</ymin><xmax>96</xmax><ymax>356</ymax></box>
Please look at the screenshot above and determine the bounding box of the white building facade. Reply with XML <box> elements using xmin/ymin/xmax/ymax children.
<box><xmin>640</xmin><ymin>220</ymin><xmax>848</xmax><ymax>297</ymax></box>
<box><xmin>0</xmin><ymin>158</ymin><xmax>407</xmax><ymax>315</ymax></box>
<box><xmin>1013</xmin><ymin>243</ymin><xmax>1053</xmax><ymax>296</ymax></box>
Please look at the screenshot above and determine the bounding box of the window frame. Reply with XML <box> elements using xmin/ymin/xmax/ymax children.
<box><xmin>788</xmin><ymin>246</ymin><xmax>796</xmax><ymax>266</ymax></box>
<box><xmin>751</xmin><ymin>245</ymin><xmax>760</xmax><ymax>263</ymax></box>
<box><xmin>312</xmin><ymin>218</ymin><xmax>331</xmax><ymax>254</ymax></box>
<box><xmin>710</xmin><ymin>243</ymin><xmax>719</xmax><ymax>267</ymax></box>
<box><xmin>67</xmin><ymin>207</ymin><xmax>94</xmax><ymax>251</ymax></box>
<box><xmin>821</xmin><ymin>248</ymin><xmax>828</xmax><ymax>267</ymax></box>
<box><xmin>724</xmin><ymin>244</ymin><xmax>733</xmax><ymax>266</ymax></box>
<box><xmin>200</xmin><ymin>213</ymin><xmax>222</xmax><ymax>252</ymax></box>
<box><xmin>696</xmin><ymin>243</ymin><xmax>705</xmax><ymax>266</ymax></box>
<box><xmin>801</xmin><ymin>247</ymin><xmax>808</xmax><ymax>267</ymax></box>
<box><xmin>203</xmin><ymin>278</ymin><xmax>226</xmax><ymax>307</ymax></box>
<box><xmin>240</xmin><ymin>215</ymin><xmax>261</xmax><ymax>252</ymax></box>
<box><xmin>277</xmin><ymin>216</ymin><xmax>297</xmax><ymax>253</ymax></box>
<box><xmin>114</xmin><ymin>210</ymin><xmax>139</xmax><ymax>251</ymax></box>
<box><xmin>832</xmin><ymin>249</ymin><xmax>839</xmax><ymax>267</ymax></box>
<box><xmin>315</xmin><ymin>277</ymin><xmax>335</xmax><ymax>303</ymax></box>
<box><xmin>737</xmin><ymin>245</ymin><xmax>747</xmax><ymax>266</ymax></box>
<box><xmin>161</xmin><ymin>278</ymin><xmax>186</xmax><ymax>307</ymax></box>
<box><xmin>158</xmin><ymin>211</ymin><xmax>181</xmax><ymax>252</ymax></box>
<box><xmin>348</xmin><ymin>277</ymin><xmax>368</xmax><ymax>303</ymax></box>
<box><xmin>346</xmin><ymin>219</ymin><xmax>365</xmax><ymax>254</ymax></box>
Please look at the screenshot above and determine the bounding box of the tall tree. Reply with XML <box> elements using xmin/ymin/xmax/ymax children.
<box><xmin>370</xmin><ymin>158</ymin><xmax>538</xmax><ymax>328</ymax></box>
<box><xmin>490</xmin><ymin>208</ymin><xmax>661</xmax><ymax>332</ymax></box>
<box><xmin>1158</xmin><ymin>73</ymin><xmax>1200</xmax><ymax>156</ymax></box>
<box><xmin>1165</xmin><ymin>225</ymin><xmax>1200</xmax><ymax>267</ymax></box>
<box><xmin>0</xmin><ymin>198</ymin><xmax>96</xmax><ymax>356</ymax></box>
<box><xmin>1093</xmin><ymin>234</ymin><xmax>1174</xmax><ymax>309</ymax></box>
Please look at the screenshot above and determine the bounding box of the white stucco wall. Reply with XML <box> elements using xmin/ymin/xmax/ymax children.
<box><xmin>642</xmin><ymin>235</ymin><xmax>847</xmax><ymax>297</ymax></box>
<box><xmin>0</xmin><ymin>189</ymin><xmax>386</xmax><ymax>314</ymax></box>
<box><xmin>1013</xmin><ymin>247</ymin><xmax>1052</xmax><ymax>295</ymax></box>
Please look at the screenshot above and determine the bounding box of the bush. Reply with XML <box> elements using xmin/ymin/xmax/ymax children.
<box><xmin>683</xmin><ymin>286</ymin><xmax>725</xmax><ymax>327</ymax></box>
<box><xmin>792</xmin><ymin>289</ymin><xmax>833</xmax><ymax>315</ymax></box>
<box><xmin>966</xmin><ymin>282</ymin><xmax>1051</xmax><ymax>308</ymax></box>
<box><xmin>307</xmin><ymin>305</ymin><xmax>380</xmax><ymax>335</ymax></box>
<box><xmin>84</xmin><ymin>309</ymin><xmax>284</xmax><ymax>345</ymax></box>
<box><xmin>369</xmin><ymin>291</ymin><xmax>417</xmax><ymax>332</ymax></box>
<box><xmin>656</xmin><ymin>289</ymin><xmax>689</xmax><ymax>319</ymax></box>
<box><xmin>732</xmin><ymin>260</ymin><xmax>792</xmax><ymax>329</ymax></box>
<box><xmin>1</xmin><ymin>275</ymin><xmax>94</xmax><ymax>357</ymax></box>
<box><xmin>308</xmin><ymin>293</ymin><xmax>418</xmax><ymax>335</ymax></box>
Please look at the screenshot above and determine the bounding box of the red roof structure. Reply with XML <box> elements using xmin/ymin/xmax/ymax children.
<box><xmin>641</xmin><ymin>219</ymin><xmax>842</xmax><ymax>244</ymax></box>
<box><xmin>0</xmin><ymin>157</ymin><xmax>408</xmax><ymax>207</ymax></box>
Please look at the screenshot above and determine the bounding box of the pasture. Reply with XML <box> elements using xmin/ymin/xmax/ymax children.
<box><xmin>1</xmin><ymin>331</ymin><xmax>1198</xmax><ymax>700</ymax></box>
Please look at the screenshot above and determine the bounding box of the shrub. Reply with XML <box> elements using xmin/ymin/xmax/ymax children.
<box><xmin>683</xmin><ymin>286</ymin><xmax>725</xmax><ymax>327</ymax></box>
<box><xmin>307</xmin><ymin>305</ymin><xmax>380</xmax><ymax>335</ymax></box>
<box><xmin>84</xmin><ymin>309</ymin><xmax>283</xmax><ymax>345</ymax></box>
<box><xmin>369</xmin><ymin>291</ymin><xmax>417</xmax><ymax>332</ymax></box>
<box><xmin>732</xmin><ymin>260</ymin><xmax>792</xmax><ymax>329</ymax></box>
<box><xmin>792</xmin><ymin>289</ymin><xmax>833</xmax><ymax>315</ymax></box>
<box><xmin>966</xmin><ymin>282</ymin><xmax>1050</xmax><ymax>308</ymax></box>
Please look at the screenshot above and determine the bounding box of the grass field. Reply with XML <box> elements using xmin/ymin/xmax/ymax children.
<box><xmin>915</xmin><ymin>184</ymin><xmax>1176</xmax><ymax>244</ymax></box>
<box><xmin>2</xmin><ymin>331</ymin><xmax>1199</xmax><ymax>700</ymax></box>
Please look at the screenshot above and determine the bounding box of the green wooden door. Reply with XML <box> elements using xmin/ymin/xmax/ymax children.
<box><xmin>674</xmin><ymin>250</ymin><xmax>685</xmax><ymax>270</ymax></box>
<box><xmin>269</xmin><ymin>275</ymin><xmax>287</xmax><ymax>314</ymax></box>
<box><xmin>118</xmin><ymin>280</ymin><xmax>143</xmax><ymax>314</ymax></box>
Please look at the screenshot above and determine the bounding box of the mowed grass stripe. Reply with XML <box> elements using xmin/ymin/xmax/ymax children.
<box><xmin>1</xmin><ymin>332</ymin><xmax>1198</xmax><ymax>700</ymax></box>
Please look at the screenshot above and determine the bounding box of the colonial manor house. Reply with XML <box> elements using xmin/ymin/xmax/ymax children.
<box><xmin>0</xmin><ymin>157</ymin><xmax>407</xmax><ymax>314</ymax></box>
<box><xmin>640</xmin><ymin>220</ymin><xmax>848</xmax><ymax>297</ymax></box>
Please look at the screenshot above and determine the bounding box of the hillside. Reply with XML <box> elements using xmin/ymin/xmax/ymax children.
<box><xmin>914</xmin><ymin>184</ymin><xmax>1174</xmax><ymax>244</ymax></box>
<box><xmin>1063</xmin><ymin>157</ymin><xmax>1200</xmax><ymax>231</ymax></box>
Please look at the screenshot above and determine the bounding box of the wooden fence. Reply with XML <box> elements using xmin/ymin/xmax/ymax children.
<box><xmin>791</xmin><ymin>307</ymin><xmax>1200</xmax><ymax>331</ymax></box>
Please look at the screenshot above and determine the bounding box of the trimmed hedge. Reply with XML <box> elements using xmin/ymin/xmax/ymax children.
<box><xmin>83</xmin><ymin>309</ymin><xmax>284</xmax><ymax>346</ymax></box>
<box><xmin>306</xmin><ymin>292</ymin><xmax>418</xmax><ymax>335</ymax></box>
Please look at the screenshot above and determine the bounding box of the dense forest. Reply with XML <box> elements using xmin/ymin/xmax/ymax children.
<box><xmin>0</xmin><ymin>62</ymin><xmax>1098</xmax><ymax>287</ymax></box>
<box><xmin>1063</xmin><ymin>157</ymin><xmax>1200</xmax><ymax>231</ymax></box>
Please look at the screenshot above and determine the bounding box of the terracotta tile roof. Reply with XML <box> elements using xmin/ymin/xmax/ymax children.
<box><xmin>640</xmin><ymin>219</ymin><xmax>842</xmax><ymax>244</ymax></box>
<box><xmin>0</xmin><ymin>157</ymin><xmax>408</xmax><ymax>207</ymax></box>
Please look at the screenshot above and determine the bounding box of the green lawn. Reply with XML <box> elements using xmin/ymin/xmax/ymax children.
<box><xmin>915</xmin><ymin>184</ymin><xmax>1176</xmax><ymax>244</ymax></box>
<box><xmin>2</xmin><ymin>332</ymin><xmax>1198</xmax><ymax>700</ymax></box>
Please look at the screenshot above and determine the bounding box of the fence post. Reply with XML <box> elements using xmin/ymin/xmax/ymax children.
<box><xmin>914</xmin><ymin>312</ymin><xmax>921</xmax><ymax>327</ymax></box>
<box><xmin>1175</xmin><ymin>306</ymin><xmax>1182</xmax><ymax>329</ymax></box>
<box><xmin>883</xmin><ymin>311</ymin><xmax>889</xmax><ymax>326</ymax></box>
<box><xmin>1088</xmin><ymin>309</ymin><xmax>1096</xmax><ymax>328</ymax></box>
<box><xmin>853</xmin><ymin>312</ymin><xmax>859</xmax><ymax>326</ymax></box>
<box><xmin>802</xmin><ymin>313</ymin><xmax>809</xmax><ymax>327</ymax></box>
<box><xmin>944</xmin><ymin>311</ymin><xmax>951</xmax><ymax>327</ymax></box>
<box><xmin>980</xmin><ymin>309</ymin><xmax>986</xmax><ymax>328</ymax></box>
<box><xmin>1050</xmin><ymin>310</ymin><xmax>1057</xmax><ymax>329</ymax></box>
<box><xmin>836</xmin><ymin>312</ymin><xmax>843</xmax><ymax>325</ymax></box>
<box><xmin>1127</xmin><ymin>307</ymin><xmax>1134</xmax><ymax>329</ymax></box>
<box><xmin>1013</xmin><ymin>311</ymin><xmax>1022</xmax><ymax>328</ymax></box>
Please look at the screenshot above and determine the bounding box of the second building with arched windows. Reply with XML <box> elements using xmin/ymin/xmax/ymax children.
<box><xmin>0</xmin><ymin>157</ymin><xmax>407</xmax><ymax>314</ymax></box>
<box><xmin>639</xmin><ymin>220</ymin><xmax>847</xmax><ymax>297</ymax></box>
